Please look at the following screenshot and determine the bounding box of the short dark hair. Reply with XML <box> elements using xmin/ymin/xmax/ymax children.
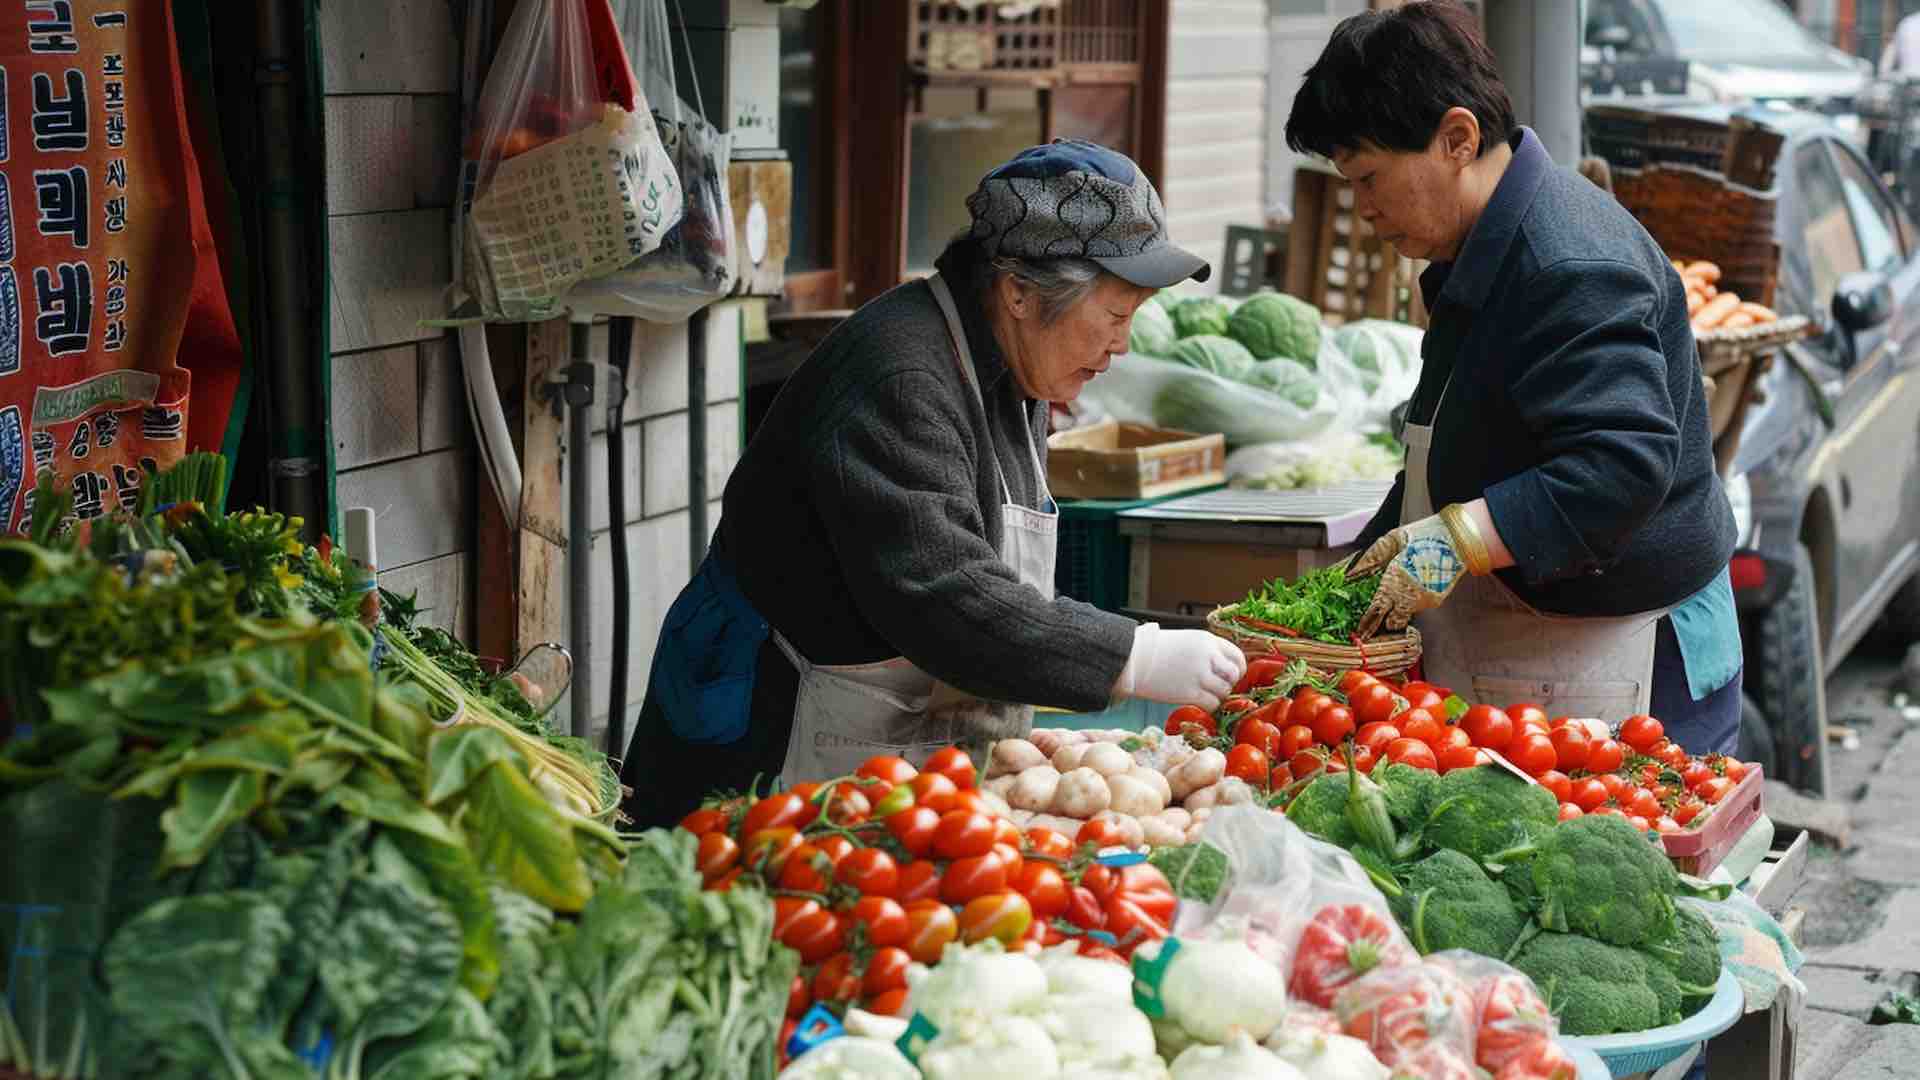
<box><xmin>1285</xmin><ymin>1</ymin><xmax>1516</xmax><ymax>162</ymax></box>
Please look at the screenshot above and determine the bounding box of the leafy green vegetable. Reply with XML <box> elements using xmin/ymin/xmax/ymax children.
<box><xmin>1391</xmin><ymin>849</ymin><xmax>1528</xmax><ymax>957</ymax></box>
<box><xmin>1171</xmin><ymin>296</ymin><xmax>1232</xmax><ymax>338</ymax></box>
<box><xmin>1128</xmin><ymin>300</ymin><xmax>1177</xmax><ymax>357</ymax></box>
<box><xmin>1873</xmin><ymin>991</ymin><xmax>1920</xmax><ymax>1026</ymax></box>
<box><xmin>317</xmin><ymin>871</ymin><xmax>465</xmax><ymax>1080</ymax></box>
<box><xmin>458</xmin><ymin>760</ymin><xmax>596</xmax><ymax>913</ymax></box>
<box><xmin>1149</xmin><ymin>842</ymin><xmax>1231</xmax><ymax>903</ymax></box>
<box><xmin>1373</xmin><ymin>762</ymin><xmax>1440</xmax><ymax>837</ymax></box>
<box><xmin>1284</xmin><ymin>773</ymin><xmax>1360</xmax><ymax>848</ymax></box>
<box><xmin>1496</xmin><ymin>813</ymin><xmax>1727</xmax><ymax>947</ymax></box>
<box><xmin>1226</xmin><ymin>290</ymin><xmax>1322</xmax><ymax>364</ymax></box>
<box><xmin>1242</xmin><ymin>357</ymin><xmax>1320</xmax><ymax>409</ymax></box>
<box><xmin>1639</xmin><ymin>903</ymin><xmax>1723</xmax><ymax>1017</ymax></box>
<box><xmin>1166</xmin><ymin>334</ymin><xmax>1256</xmax><ymax>381</ymax></box>
<box><xmin>1510</xmin><ymin>931</ymin><xmax>1684</xmax><ymax>1036</ymax></box>
<box><xmin>1221</xmin><ymin>564</ymin><xmax>1383</xmax><ymax>644</ymax></box>
<box><xmin>1422</xmin><ymin>765</ymin><xmax>1559</xmax><ymax>864</ymax></box>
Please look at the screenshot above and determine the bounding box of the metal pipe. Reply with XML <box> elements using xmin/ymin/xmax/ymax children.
<box><xmin>568</xmin><ymin>322</ymin><xmax>595</xmax><ymax>741</ymax></box>
<box><xmin>605</xmin><ymin>317</ymin><xmax>635</xmax><ymax>758</ymax></box>
<box><xmin>1482</xmin><ymin>0</ymin><xmax>1582</xmax><ymax>166</ymax></box>
<box><xmin>688</xmin><ymin>307</ymin><xmax>709</xmax><ymax>566</ymax></box>
<box><xmin>256</xmin><ymin>0</ymin><xmax>324</xmax><ymax>537</ymax></box>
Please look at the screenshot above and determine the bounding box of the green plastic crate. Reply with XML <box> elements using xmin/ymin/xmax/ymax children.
<box><xmin>1053</xmin><ymin>487</ymin><xmax>1224</xmax><ymax>614</ymax></box>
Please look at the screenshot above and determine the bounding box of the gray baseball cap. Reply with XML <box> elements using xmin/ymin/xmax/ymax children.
<box><xmin>965</xmin><ymin>139</ymin><xmax>1211</xmax><ymax>288</ymax></box>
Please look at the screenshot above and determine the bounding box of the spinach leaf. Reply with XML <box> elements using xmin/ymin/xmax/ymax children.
<box><xmin>160</xmin><ymin>768</ymin><xmax>266</xmax><ymax>871</ymax></box>
<box><xmin>363</xmin><ymin>988</ymin><xmax>502</xmax><ymax>1080</ymax></box>
<box><xmin>318</xmin><ymin>765</ymin><xmax>461</xmax><ymax>849</ymax></box>
<box><xmin>424</xmin><ymin>726</ymin><xmax>516</xmax><ymax>807</ymax></box>
<box><xmin>316</xmin><ymin>871</ymin><xmax>463</xmax><ymax>1080</ymax></box>
<box><xmin>459</xmin><ymin>761</ymin><xmax>593</xmax><ymax>913</ymax></box>
<box><xmin>387</xmin><ymin>830</ymin><xmax>502</xmax><ymax>1001</ymax></box>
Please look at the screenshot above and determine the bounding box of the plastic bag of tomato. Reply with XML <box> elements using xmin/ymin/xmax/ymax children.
<box><xmin>674</xmin><ymin>747</ymin><xmax>1179</xmax><ymax>1045</ymax></box>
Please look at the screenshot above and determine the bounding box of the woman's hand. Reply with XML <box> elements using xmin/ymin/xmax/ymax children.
<box><xmin>1113</xmin><ymin>624</ymin><xmax>1248</xmax><ymax>711</ymax></box>
<box><xmin>1346</xmin><ymin>502</ymin><xmax>1508</xmax><ymax>639</ymax></box>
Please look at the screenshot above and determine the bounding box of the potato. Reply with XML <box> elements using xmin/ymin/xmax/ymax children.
<box><xmin>977</xmin><ymin>789</ymin><xmax>1015</xmax><ymax>820</ymax></box>
<box><xmin>1184</xmin><ymin>821</ymin><xmax>1207</xmax><ymax>844</ymax></box>
<box><xmin>1052</xmin><ymin>767</ymin><xmax>1112</xmax><ymax>818</ymax></box>
<box><xmin>1051</xmin><ymin>744</ymin><xmax>1090</xmax><ymax>773</ymax></box>
<box><xmin>1168</xmin><ymin>748</ymin><xmax>1226</xmax><ymax>802</ymax></box>
<box><xmin>1214</xmin><ymin>777</ymin><xmax>1256</xmax><ymax>806</ymax></box>
<box><xmin>1141</xmin><ymin>814</ymin><xmax>1185</xmax><ymax>847</ymax></box>
<box><xmin>1082</xmin><ymin>742</ymin><xmax>1134</xmax><ymax>778</ymax></box>
<box><xmin>1128</xmin><ymin>766</ymin><xmax>1172</xmax><ymax>807</ymax></box>
<box><xmin>1106</xmin><ymin>772</ymin><xmax>1165</xmax><ymax>818</ymax></box>
<box><xmin>1090</xmin><ymin>810</ymin><xmax>1145</xmax><ymax>848</ymax></box>
<box><xmin>988</xmin><ymin>738</ymin><xmax>1048</xmax><ymax>779</ymax></box>
<box><xmin>1183</xmin><ymin>781</ymin><xmax>1227</xmax><ymax>810</ymax></box>
<box><xmin>1009</xmin><ymin>765</ymin><xmax>1063</xmax><ymax>812</ymax></box>
<box><xmin>1191</xmin><ymin>807</ymin><xmax>1212</xmax><ymax>823</ymax></box>
<box><xmin>1030</xmin><ymin>729</ymin><xmax>1069</xmax><ymax>759</ymax></box>
<box><xmin>1007</xmin><ymin>808</ymin><xmax>1035</xmax><ymax>827</ymax></box>
<box><xmin>983</xmin><ymin>774</ymin><xmax>1018</xmax><ymax>800</ymax></box>
<box><xmin>1028</xmin><ymin>813</ymin><xmax>1088</xmax><ymax>838</ymax></box>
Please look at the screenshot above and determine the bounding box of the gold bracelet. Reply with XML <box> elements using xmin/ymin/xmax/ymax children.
<box><xmin>1440</xmin><ymin>503</ymin><xmax>1494</xmax><ymax>577</ymax></box>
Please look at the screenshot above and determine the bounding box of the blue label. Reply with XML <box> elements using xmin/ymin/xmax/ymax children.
<box><xmin>787</xmin><ymin>1003</ymin><xmax>844</xmax><ymax>1062</ymax></box>
<box><xmin>0</xmin><ymin>405</ymin><xmax>22</xmax><ymax>535</ymax></box>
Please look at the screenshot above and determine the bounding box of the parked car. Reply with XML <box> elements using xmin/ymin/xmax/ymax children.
<box><xmin>1583</xmin><ymin>0</ymin><xmax>1872</xmax><ymax>124</ymax></box>
<box><xmin>1610</xmin><ymin>106</ymin><xmax>1920</xmax><ymax>796</ymax></box>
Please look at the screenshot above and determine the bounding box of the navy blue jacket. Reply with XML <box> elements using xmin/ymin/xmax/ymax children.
<box><xmin>1354</xmin><ymin>128</ymin><xmax>1736</xmax><ymax>616</ymax></box>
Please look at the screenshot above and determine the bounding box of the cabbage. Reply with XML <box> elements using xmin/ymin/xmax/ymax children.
<box><xmin>1171</xmin><ymin>297</ymin><xmax>1232</xmax><ymax>338</ymax></box>
<box><xmin>1331</xmin><ymin>319</ymin><xmax>1423</xmax><ymax>394</ymax></box>
<box><xmin>1167</xmin><ymin>334</ymin><xmax>1255</xmax><ymax>381</ymax></box>
<box><xmin>1128</xmin><ymin>301</ymin><xmax>1178</xmax><ymax>357</ymax></box>
<box><xmin>1243</xmin><ymin>358</ymin><xmax>1320</xmax><ymax>410</ymax></box>
<box><xmin>1227</xmin><ymin>291</ymin><xmax>1322</xmax><ymax>364</ymax></box>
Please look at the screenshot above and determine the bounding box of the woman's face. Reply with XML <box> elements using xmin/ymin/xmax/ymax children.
<box><xmin>997</xmin><ymin>273</ymin><xmax>1158</xmax><ymax>403</ymax></box>
<box><xmin>1332</xmin><ymin>109</ymin><xmax>1488</xmax><ymax>263</ymax></box>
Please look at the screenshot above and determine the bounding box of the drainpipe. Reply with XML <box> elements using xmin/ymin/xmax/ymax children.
<box><xmin>688</xmin><ymin>307</ymin><xmax>709</xmax><ymax>567</ymax></box>
<box><xmin>256</xmin><ymin>0</ymin><xmax>324</xmax><ymax>537</ymax></box>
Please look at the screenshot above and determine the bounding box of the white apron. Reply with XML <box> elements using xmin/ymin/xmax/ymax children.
<box><xmin>1405</xmin><ymin>374</ymin><xmax>1666</xmax><ymax>724</ymax></box>
<box><xmin>776</xmin><ymin>273</ymin><xmax>1059</xmax><ymax>780</ymax></box>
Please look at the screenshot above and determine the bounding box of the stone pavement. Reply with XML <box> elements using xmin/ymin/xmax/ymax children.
<box><xmin>1792</xmin><ymin>642</ymin><xmax>1920</xmax><ymax>1079</ymax></box>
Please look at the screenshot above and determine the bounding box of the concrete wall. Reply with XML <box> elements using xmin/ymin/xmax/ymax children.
<box><xmin>1267</xmin><ymin>0</ymin><xmax>1369</xmax><ymax>221</ymax></box>
<box><xmin>1161</xmin><ymin>0</ymin><xmax>1271</xmax><ymax>289</ymax></box>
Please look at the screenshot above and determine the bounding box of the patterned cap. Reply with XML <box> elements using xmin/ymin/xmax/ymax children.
<box><xmin>966</xmin><ymin>139</ymin><xmax>1210</xmax><ymax>288</ymax></box>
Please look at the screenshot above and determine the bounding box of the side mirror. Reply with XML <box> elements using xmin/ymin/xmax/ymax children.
<box><xmin>1833</xmin><ymin>271</ymin><xmax>1894</xmax><ymax>334</ymax></box>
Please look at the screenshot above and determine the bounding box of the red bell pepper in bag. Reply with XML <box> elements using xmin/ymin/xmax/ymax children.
<box><xmin>1290</xmin><ymin>902</ymin><xmax>1419</xmax><ymax>1009</ymax></box>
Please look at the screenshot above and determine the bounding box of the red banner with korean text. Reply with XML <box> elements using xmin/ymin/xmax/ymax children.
<box><xmin>0</xmin><ymin>0</ymin><xmax>243</xmax><ymax>534</ymax></box>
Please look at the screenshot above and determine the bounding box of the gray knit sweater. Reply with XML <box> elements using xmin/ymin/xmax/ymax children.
<box><xmin>717</xmin><ymin>259</ymin><xmax>1137</xmax><ymax>712</ymax></box>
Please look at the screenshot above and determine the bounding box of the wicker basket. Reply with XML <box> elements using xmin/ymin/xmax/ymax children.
<box><xmin>1206</xmin><ymin>607</ymin><xmax>1423</xmax><ymax>680</ymax></box>
<box><xmin>1695</xmin><ymin>314</ymin><xmax>1813</xmax><ymax>375</ymax></box>
<box><xmin>1611</xmin><ymin>165</ymin><xmax>1780</xmax><ymax>308</ymax></box>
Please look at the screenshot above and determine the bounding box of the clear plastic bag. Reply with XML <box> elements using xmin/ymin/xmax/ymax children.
<box><xmin>1332</xmin><ymin>960</ymin><xmax>1482</xmax><ymax>1076</ymax></box>
<box><xmin>1174</xmin><ymin>806</ymin><xmax>1417</xmax><ymax>1008</ymax></box>
<box><xmin>459</xmin><ymin>0</ymin><xmax>684</xmax><ymax>322</ymax></box>
<box><xmin>1074</xmin><ymin>353</ymin><xmax>1344</xmax><ymax>448</ymax></box>
<box><xmin>565</xmin><ymin>0</ymin><xmax>737</xmax><ymax>321</ymax></box>
<box><xmin>1425</xmin><ymin>950</ymin><xmax>1575</xmax><ymax>1078</ymax></box>
<box><xmin>1225</xmin><ymin>430</ymin><xmax>1402</xmax><ymax>491</ymax></box>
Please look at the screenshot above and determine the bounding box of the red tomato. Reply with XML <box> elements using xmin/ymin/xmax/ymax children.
<box><xmin>786</xmin><ymin>973</ymin><xmax>811</xmax><ymax>1018</ymax></box>
<box><xmin>1083</xmin><ymin>864</ymin><xmax>1177</xmax><ymax>946</ymax></box>
<box><xmin>786</xmin><ymin>782</ymin><xmax>824</xmax><ymax>827</ymax></box>
<box><xmin>1014</xmin><ymin>862</ymin><xmax>1070</xmax><ymax>918</ymax></box>
<box><xmin>837</xmin><ymin>848</ymin><xmax>901</xmax><ymax>897</ymax></box>
<box><xmin>959</xmin><ymin>891</ymin><xmax>1034</xmax><ymax>945</ymax></box>
<box><xmin>1024</xmin><ymin>827</ymin><xmax>1074</xmax><ymax>861</ymax></box>
<box><xmin>1348</xmin><ymin>748</ymin><xmax>1374</xmax><ymax>775</ymax></box>
<box><xmin>1289</xmin><ymin>903</ymin><xmax>1419</xmax><ymax>1009</ymax></box>
<box><xmin>885</xmin><ymin>806</ymin><xmax>941</xmax><ymax>858</ymax></box>
<box><xmin>1587</xmin><ymin>738</ymin><xmax>1627</xmax><ymax>774</ymax></box>
<box><xmin>1437</xmin><ymin>742</ymin><xmax>1483</xmax><ymax>773</ymax></box>
<box><xmin>821</xmin><ymin>785</ymin><xmax>871</xmax><ymax>826</ymax></box>
<box><xmin>1386</xmin><ymin>738</ymin><xmax>1438</xmax><ymax>770</ymax></box>
<box><xmin>1356</xmin><ymin>721</ymin><xmax>1402</xmax><ymax>757</ymax></box>
<box><xmin>741</xmin><ymin>793</ymin><xmax>809</xmax><ymax>838</ymax></box>
<box><xmin>815</xmin><ymin>835</ymin><xmax>855</xmax><ymax>867</ymax></box>
<box><xmin>778</xmin><ymin>845</ymin><xmax>833</xmax><ymax>892</ymax></box>
<box><xmin>1460</xmin><ymin>705</ymin><xmax>1515</xmax><ymax>752</ymax></box>
<box><xmin>903</xmin><ymin>900</ymin><xmax>958</xmax><ymax>964</ymax></box>
<box><xmin>1671</xmin><ymin>798</ymin><xmax>1704</xmax><ymax>825</ymax></box>
<box><xmin>703</xmin><ymin>868</ymin><xmax>743</xmax><ymax>892</ymax></box>
<box><xmin>1625</xmin><ymin>787</ymin><xmax>1663</xmax><ymax>821</ymax></box>
<box><xmin>1506</xmin><ymin>732</ymin><xmax>1558</xmax><ymax>776</ymax></box>
<box><xmin>1312</xmin><ymin>704</ymin><xmax>1357</xmax><ymax>746</ymax></box>
<box><xmin>1656</xmin><ymin>741</ymin><xmax>1690</xmax><ymax>769</ymax></box>
<box><xmin>893</xmin><ymin>860</ymin><xmax>942</xmax><ymax>904</ymax></box>
<box><xmin>1403</xmin><ymin>688</ymin><xmax>1446</xmax><ymax>713</ymax></box>
<box><xmin>1398</xmin><ymin>708</ymin><xmax>1444</xmax><ymax>745</ymax></box>
<box><xmin>1077</xmin><ymin>817</ymin><xmax>1132</xmax><ymax>849</ymax></box>
<box><xmin>941</xmin><ymin>851</ymin><xmax>1008</xmax><ymax>904</ymax></box>
<box><xmin>1352</xmin><ymin>681</ymin><xmax>1400</xmax><ymax>728</ymax></box>
<box><xmin>1590</xmin><ymin>805</ymin><xmax>1625</xmax><ymax>819</ymax></box>
<box><xmin>1400</xmin><ymin>681</ymin><xmax>1445</xmax><ymax>706</ymax></box>
<box><xmin>1722</xmin><ymin>759</ymin><xmax>1751</xmax><ymax>783</ymax></box>
<box><xmin>813</xmin><ymin>952</ymin><xmax>863</xmax><ymax>1002</ymax></box>
<box><xmin>1699</xmin><ymin>776</ymin><xmax>1736</xmax><ymax>804</ymax></box>
<box><xmin>864</xmin><ymin>987</ymin><xmax>911</xmax><ymax>1017</ymax></box>
<box><xmin>932</xmin><ymin>811</ymin><xmax>996</xmax><ymax>860</ymax></box>
<box><xmin>991</xmin><ymin>816</ymin><xmax>1023</xmax><ymax>849</ymax></box>
<box><xmin>1292</xmin><ymin>689</ymin><xmax>1335</xmax><ymax>725</ymax></box>
<box><xmin>1434</xmin><ymin>725</ymin><xmax>1472</xmax><ymax>753</ymax></box>
<box><xmin>948</xmin><ymin>789</ymin><xmax>996</xmax><ymax>817</ymax></box>
<box><xmin>1538</xmin><ymin>769</ymin><xmax>1573</xmax><ymax>804</ymax></box>
<box><xmin>1219</xmin><ymin>696</ymin><xmax>1258</xmax><ymax>718</ymax></box>
<box><xmin>1557</xmin><ymin>801</ymin><xmax>1585</xmax><ymax>822</ymax></box>
<box><xmin>1681</xmin><ymin>761</ymin><xmax>1714</xmax><ymax>791</ymax></box>
<box><xmin>869</xmin><ymin>783</ymin><xmax>915</xmax><ymax>818</ymax></box>
<box><xmin>1570</xmin><ymin>777</ymin><xmax>1609</xmax><ymax>811</ymax></box>
<box><xmin>1238</xmin><ymin>657</ymin><xmax>1292</xmax><ymax>694</ymax></box>
<box><xmin>1235</xmin><ymin>717</ymin><xmax>1283</xmax><ymax>757</ymax></box>
<box><xmin>773</xmin><ymin>896</ymin><xmax>819</xmax><ymax>941</ymax></box>
<box><xmin>696</xmin><ymin>831</ymin><xmax>739</xmax><ymax>881</ymax></box>
<box><xmin>1598</xmin><ymin>772</ymin><xmax>1632</xmax><ymax>800</ymax></box>
<box><xmin>907</xmin><ymin>773</ymin><xmax>959</xmax><ymax>814</ymax></box>
<box><xmin>1165</xmin><ymin>704</ymin><xmax>1218</xmax><ymax>738</ymax></box>
<box><xmin>679</xmin><ymin>807</ymin><xmax>728</xmax><ymax>836</ymax></box>
<box><xmin>1225</xmin><ymin>743</ymin><xmax>1273</xmax><ymax>788</ymax></box>
<box><xmin>863</xmin><ymin>947</ymin><xmax>912</xmax><ymax>996</ymax></box>
<box><xmin>848</xmin><ymin>894</ymin><xmax>908</xmax><ymax>947</ymax></box>
<box><xmin>1291</xmin><ymin>747</ymin><xmax>1329</xmax><ymax>778</ymax></box>
<box><xmin>744</xmin><ymin>827</ymin><xmax>804</xmax><ymax>877</ymax></box>
<box><xmin>1626</xmin><ymin>814</ymin><xmax>1652</xmax><ymax>833</ymax></box>
<box><xmin>1338</xmin><ymin>669</ymin><xmax>1379</xmax><ymax>696</ymax></box>
<box><xmin>1254</xmin><ymin>696</ymin><xmax>1295</xmax><ymax>728</ymax></box>
<box><xmin>1654</xmin><ymin>815</ymin><xmax>1683</xmax><ymax>834</ymax></box>
<box><xmin>782</xmin><ymin>908</ymin><xmax>846</xmax><ymax>964</ymax></box>
<box><xmin>1064</xmin><ymin>885</ymin><xmax>1106</xmax><ymax>931</ymax></box>
<box><xmin>1280</xmin><ymin>723</ymin><xmax>1319</xmax><ymax>758</ymax></box>
<box><xmin>993</xmin><ymin>842</ymin><xmax>1024</xmax><ymax>881</ymax></box>
<box><xmin>858</xmin><ymin>754</ymin><xmax>918</xmax><ymax>786</ymax></box>
<box><xmin>1619</xmin><ymin>714</ymin><xmax>1666</xmax><ymax>753</ymax></box>
<box><xmin>923</xmin><ymin>746</ymin><xmax>977</xmax><ymax>789</ymax></box>
<box><xmin>1507</xmin><ymin>703</ymin><xmax>1550</xmax><ymax>733</ymax></box>
<box><xmin>1548</xmin><ymin>724</ymin><xmax>1590</xmax><ymax>772</ymax></box>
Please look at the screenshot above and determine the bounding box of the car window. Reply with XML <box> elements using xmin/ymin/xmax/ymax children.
<box><xmin>1827</xmin><ymin>142</ymin><xmax>1905</xmax><ymax>272</ymax></box>
<box><xmin>1794</xmin><ymin>142</ymin><xmax>1865</xmax><ymax>307</ymax></box>
<box><xmin>1652</xmin><ymin>0</ymin><xmax>1833</xmax><ymax>64</ymax></box>
<box><xmin>1586</xmin><ymin>0</ymin><xmax>1666</xmax><ymax>55</ymax></box>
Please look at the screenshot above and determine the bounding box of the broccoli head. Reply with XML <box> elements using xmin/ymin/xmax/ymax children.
<box><xmin>1640</xmin><ymin>904</ymin><xmax>1724</xmax><ymax>1017</ymax></box>
<box><xmin>1500</xmin><ymin>814</ymin><xmax>1688</xmax><ymax>948</ymax></box>
<box><xmin>1391</xmin><ymin>849</ymin><xmax>1527</xmax><ymax>958</ymax></box>
<box><xmin>1510</xmin><ymin>931</ymin><xmax>1670</xmax><ymax>1036</ymax></box>
<box><xmin>1285</xmin><ymin>773</ymin><xmax>1359</xmax><ymax>848</ymax></box>
<box><xmin>1423</xmin><ymin>766</ymin><xmax>1558</xmax><ymax>862</ymax></box>
<box><xmin>1372</xmin><ymin>762</ymin><xmax>1439</xmax><ymax>837</ymax></box>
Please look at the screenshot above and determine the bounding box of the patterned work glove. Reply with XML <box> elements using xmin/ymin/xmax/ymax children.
<box><xmin>1344</xmin><ymin>512</ymin><xmax>1470</xmax><ymax>640</ymax></box>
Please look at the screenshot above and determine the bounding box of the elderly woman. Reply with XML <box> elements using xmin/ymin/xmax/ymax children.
<box><xmin>1287</xmin><ymin>2</ymin><xmax>1741</xmax><ymax>755</ymax></box>
<box><xmin>621</xmin><ymin>139</ymin><xmax>1247</xmax><ymax>827</ymax></box>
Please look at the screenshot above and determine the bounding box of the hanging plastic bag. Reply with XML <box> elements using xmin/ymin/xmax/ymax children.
<box><xmin>458</xmin><ymin>0</ymin><xmax>685</xmax><ymax>322</ymax></box>
<box><xmin>1075</xmin><ymin>353</ymin><xmax>1344</xmax><ymax>449</ymax></box>
<box><xmin>565</xmin><ymin>0</ymin><xmax>737</xmax><ymax>320</ymax></box>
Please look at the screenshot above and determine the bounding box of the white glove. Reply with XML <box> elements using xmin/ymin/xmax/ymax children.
<box><xmin>1113</xmin><ymin>623</ymin><xmax>1248</xmax><ymax>711</ymax></box>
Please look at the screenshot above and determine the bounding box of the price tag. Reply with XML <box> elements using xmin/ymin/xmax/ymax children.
<box><xmin>1481</xmin><ymin>747</ymin><xmax>1540</xmax><ymax>785</ymax></box>
<box><xmin>894</xmin><ymin>1013</ymin><xmax>941</xmax><ymax>1064</ymax></box>
<box><xmin>1130</xmin><ymin>936</ymin><xmax>1182</xmax><ymax>1018</ymax></box>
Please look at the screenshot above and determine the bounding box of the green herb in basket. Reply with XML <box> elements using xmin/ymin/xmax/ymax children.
<box><xmin>1224</xmin><ymin>565</ymin><xmax>1383</xmax><ymax>644</ymax></box>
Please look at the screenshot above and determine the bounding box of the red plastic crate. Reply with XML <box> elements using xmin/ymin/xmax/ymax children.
<box><xmin>1661</xmin><ymin>764</ymin><xmax>1764</xmax><ymax>877</ymax></box>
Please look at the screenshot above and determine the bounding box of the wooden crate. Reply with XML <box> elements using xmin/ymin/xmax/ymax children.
<box><xmin>1046</xmin><ymin>421</ymin><xmax>1225</xmax><ymax>500</ymax></box>
<box><xmin>1281</xmin><ymin>166</ymin><xmax>1426</xmax><ymax>327</ymax></box>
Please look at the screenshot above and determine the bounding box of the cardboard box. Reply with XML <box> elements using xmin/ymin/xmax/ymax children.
<box><xmin>1122</xmin><ymin>527</ymin><xmax>1355</xmax><ymax>619</ymax></box>
<box><xmin>1046</xmin><ymin>421</ymin><xmax>1225</xmax><ymax>500</ymax></box>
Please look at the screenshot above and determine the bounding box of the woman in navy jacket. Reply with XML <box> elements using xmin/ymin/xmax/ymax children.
<box><xmin>1285</xmin><ymin>1</ymin><xmax>1742</xmax><ymax>755</ymax></box>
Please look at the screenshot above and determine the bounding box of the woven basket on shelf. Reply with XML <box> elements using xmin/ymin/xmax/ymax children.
<box><xmin>1695</xmin><ymin>314</ymin><xmax>1813</xmax><ymax>375</ymax></box>
<box><xmin>1206</xmin><ymin>607</ymin><xmax>1423</xmax><ymax>680</ymax></box>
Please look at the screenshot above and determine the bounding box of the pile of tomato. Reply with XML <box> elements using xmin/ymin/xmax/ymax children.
<box><xmin>675</xmin><ymin>746</ymin><xmax>1177</xmax><ymax>1039</ymax></box>
<box><xmin>1162</xmin><ymin>662</ymin><xmax>1757</xmax><ymax>834</ymax></box>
